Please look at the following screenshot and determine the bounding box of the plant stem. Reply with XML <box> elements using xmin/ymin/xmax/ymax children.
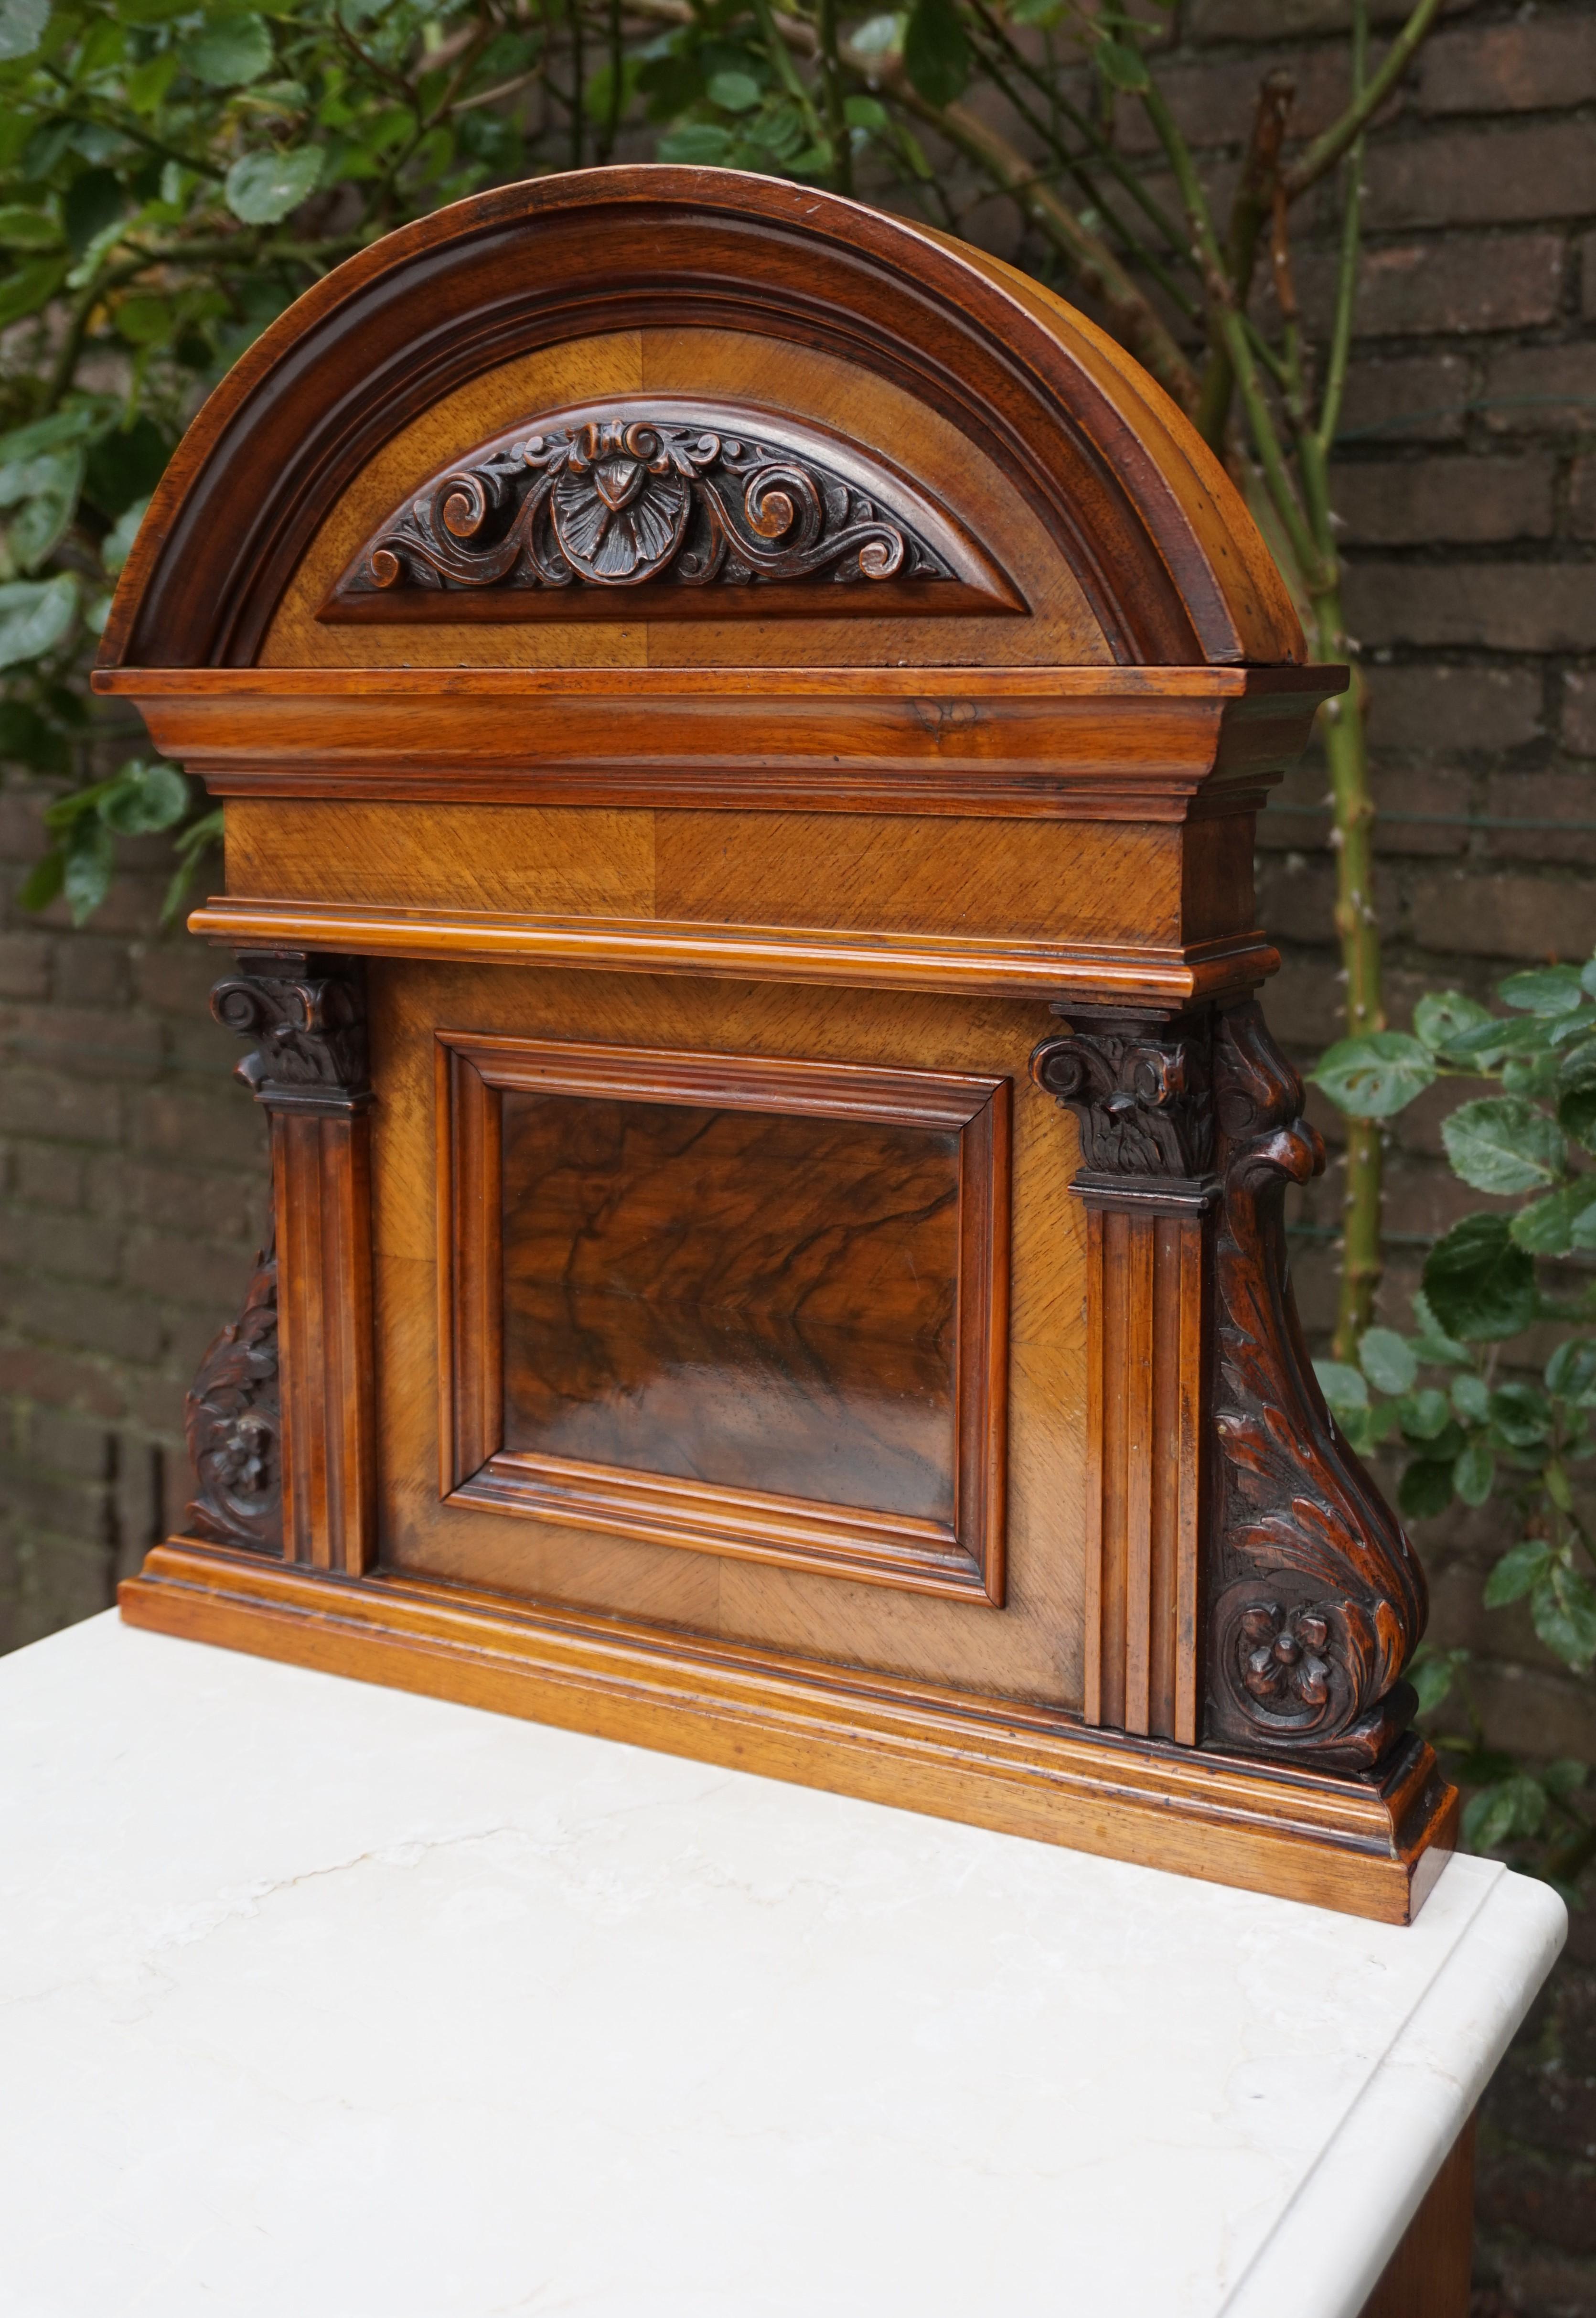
<box><xmin>816</xmin><ymin>0</ymin><xmax>851</xmax><ymax>193</ymax></box>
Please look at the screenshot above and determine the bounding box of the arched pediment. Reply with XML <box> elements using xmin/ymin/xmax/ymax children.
<box><xmin>101</xmin><ymin>165</ymin><xmax>1302</xmax><ymax>671</ymax></box>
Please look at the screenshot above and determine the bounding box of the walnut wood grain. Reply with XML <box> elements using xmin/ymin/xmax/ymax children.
<box><xmin>94</xmin><ymin>663</ymin><xmax>1339</xmax><ymax>823</ymax></box>
<box><xmin>1359</xmin><ymin>2114</ymin><xmax>1475</xmax><ymax>2318</ymax></box>
<box><xmin>437</xmin><ymin>1032</ymin><xmax>1008</xmax><ymax>1603</ymax></box>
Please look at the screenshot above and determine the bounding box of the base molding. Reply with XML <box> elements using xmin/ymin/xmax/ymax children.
<box><xmin>120</xmin><ymin>1540</ymin><xmax>1457</xmax><ymax>1923</ymax></box>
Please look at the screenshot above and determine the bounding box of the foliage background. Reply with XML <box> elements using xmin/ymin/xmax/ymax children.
<box><xmin>0</xmin><ymin>0</ymin><xmax>1593</xmax><ymax>2305</ymax></box>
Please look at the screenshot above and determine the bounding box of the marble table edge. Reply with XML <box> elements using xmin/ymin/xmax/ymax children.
<box><xmin>1221</xmin><ymin>1862</ymin><xmax>1568</xmax><ymax>2318</ymax></box>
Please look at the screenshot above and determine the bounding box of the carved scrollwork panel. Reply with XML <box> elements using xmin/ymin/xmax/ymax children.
<box><xmin>323</xmin><ymin>400</ymin><xmax>1021</xmax><ymax>622</ymax></box>
<box><xmin>1031</xmin><ymin>1017</ymin><xmax>1214</xmax><ymax>1181</ymax></box>
<box><xmin>211</xmin><ymin>952</ymin><xmax>369</xmax><ymax>1110</ymax></box>
<box><xmin>185</xmin><ymin>1227</ymin><xmax>280</xmax><ymax>1554</ymax></box>
<box><xmin>1207</xmin><ymin>1002</ymin><xmax>1425</xmax><ymax>1771</ymax></box>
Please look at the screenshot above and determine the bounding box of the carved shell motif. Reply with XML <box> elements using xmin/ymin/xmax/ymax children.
<box><xmin>347</xmin><ymin>409</ymin><xmax>957</xmax><ymax>597</ymax></box>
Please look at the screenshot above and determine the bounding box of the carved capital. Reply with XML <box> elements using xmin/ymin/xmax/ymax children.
<box><xmin>211</xmin><ymin>951</ymin><xmax>369</xmax><ymax>1113</ymax></box>
<box><xmin>1031</xmin><ymin>1015</ymin><xmax>1214</xmax><ymax>1181</ymax></box>
<box><xmin>185</xmin><ymin>1227</ymin><xmax>280</xmax><ymax>1554</ymax></box>
<box><xmin>1207</xmin><ymin>1002</ymin><xmax>1425</xmax><ymax>1771</ymax></box>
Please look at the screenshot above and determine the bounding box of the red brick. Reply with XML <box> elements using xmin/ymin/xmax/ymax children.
<box><xmin>1573</xmin><ymin>454</ymin><xmax>1596</xmax><ymax>541</ymax></box>
<box><xmin>1565</xmin><ymin>671</ymin><xmax>1596</xmax><ymax>759</ymax></box>
<box><xmin>53</xmin><ymin>935</ymin><xmax>130</xmax><ymax>1009</ymax></box>
<box><xmin>1364</xmin><ymin>663</ymin><xmax>1543</xmax><ymax>752</ymax></box>
<box><xmin>2</xmin><ymin>1004</ymin><xmax>164</xmax><ymax>1081</ymax></box>
<box><xmin>1115</xmin><ymin>46</ymin><xmax>1359</xmax><ymax>156</ymax></box>
<box><xmin>0</xmin><ymin>931</ymin><xmax>49</xmax><ymax>999</ymax></box>
<box><xmin>1336</xmin><ymin>354</ymin><xmax>1472</xmax><ymax>446</ymax></box>
<box><xmin>0</xmin><ymin>1070</ymin><xmax>121</xmax><ymax>1144</ymax></box>
<box><xmin>5</xmin><ymin>1277</ymin><xmax>164</xmax><ymax>1363</ymax></box>
<box><xmin>1333</xmin><ymin>455</ymin><xmax>1553</xmax><ymax>545</ymax></box>
<box><xmin>1344</xmin><ymin>563</ymin><xmax>1596</xmax><ymax>652</ymax></box>
<box><xmin>124</xmin><ymin>1232</ymin><xmax>259</xmax><ymax>1309</ymax></box>
<box><xmin>0</xmin><ymin>1210</ymin><xmax>119</xmax><ymax>1283</ymax></box>
<box><xmin>1364</xmin><ymin>120</ymin><xmax>1596</xmax><ymax>231</ymax></box>
<box><xmin>1371</xmin><ymin>763</ymin><xmax>1475</xmax><ymax>854</ymax></box>
<box><xmin>1410</xmin><ymin>869</ymin><xmax>1596</xmax><ymax>960</ymax></box>
<box><xmin>92</xmin><ymin>1159</ymin><xmax>259</xmax><ymax>1241</ymax></box>
<box><xmin>1484</xmin><ymin>770</ymin><xmax>1596</xmax><ymax>864</ymax></box>
<box><xmin>1303</xmin><ymin>234</ymin><xmax>1566</xmax><ymax>338</ymax></box>
<box><xmin>26</xmin><ymin>1407</ymin><xmax>115</xmax><ymax>1480</ymax></box>
<box><xmin>0</xmin><ymin>786</ymin><xmax>50</xmax><ymax>866</ymax></box>
<box><xmin>1189</xmin><ymin>0</ymin><xmax>1466</xmax><ymax>35</ymax></box>
<box><xmin>1420</xmin><ymin>16</ymin><xmax>1596</xmax><ymax>115</ymax></box>
<box><xmin>0</xmin><ymin>1346</ymin><xmax>122</xmax><ymax>1417</ymax></box>
<box><xmin>1585</xmin><ymin>230</ymin><xmax>1596</xmax><ymax>325</ymax></box>
<box><xmin>131</xmin><ymin>1086</ymin><xmax>268</xmax><ymax>1170</ymax></box>
<box><xmin>11</xmin><ymin>1144</ymin><xmax>85</xmax><ymax>1211</ymax></box>
<box><xmin>1484</xmin><ymin>341</ymin><xmax>1596</xmax><ymax>434</ymax></box>
<box><xmin>135</xmin><ymin>936</ymin><xmax>228</xmax><ymax>1016</ymax></box>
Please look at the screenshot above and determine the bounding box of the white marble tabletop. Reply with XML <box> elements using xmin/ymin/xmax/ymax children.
<box><xmin>0</xmin><ymin>1612</ymin><xmax>1565</xmax><ymax>2318</ymax></box>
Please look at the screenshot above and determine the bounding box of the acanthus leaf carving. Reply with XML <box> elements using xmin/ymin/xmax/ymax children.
<box><xmin>185</xmin><ymin>1225</ymin><xmax>280</xmax><ymax>1555</ymax></box>
<box><xmin>339</xmin><ymin>407</ymin><xmax>958</xmax><ymax>600</ymax></box>
<box><xmin>1207</xmin><ymin>1001</ymin><xmax>1425</xmax><ymax>1771</ymax></box>
<box><xmin>211</xmin><ymin>952</ymin><xmax>369</xmax><ymax>1109</ymax></box>
<box><xmin>1031</xmin><ymin>1018</ymin><xmax>1214</xmax><ymax>1180</ymax></box>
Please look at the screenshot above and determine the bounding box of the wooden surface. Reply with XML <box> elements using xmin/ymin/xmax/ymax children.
<box><xmin>104</xmin><ymin>164</ymin><xmax>1449</xmax><ymax>1918</ymax></box>
<box><xmin>1360</xmin><ymin>2114</ymin><xmax>1476</xmax><ymax>2318</ymax></box>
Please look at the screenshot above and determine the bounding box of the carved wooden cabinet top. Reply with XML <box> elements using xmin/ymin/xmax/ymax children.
<box><xmin>104</xmin><ymin>167</ymin><xmax>1454</xmax><ymax>1924</ymax></box>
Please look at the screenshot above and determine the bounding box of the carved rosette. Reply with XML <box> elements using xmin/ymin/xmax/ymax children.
<box><xmin>185</xmin><ymin>1226</ymin><xmax>280</xmax><ymax>1553</ymax></box>
<box><xmin>211</xmin><ymin>952</ymin><xmax>369</xmax><ymax>1110</ymax></box>
<box><xmin>1207</xmin><ymin>1002</ymin><xmax>1425</xmax><ymax>1771</ymax></box>
<box><xmin>343</xmin><ymin>409</ymin><xmax>955</xmax><ymax>598</ymax></box>
<box><xmin>1031</xmin><ymin>1019</ymin><xmax>1213</xmax><ymax>1182</ymax></box>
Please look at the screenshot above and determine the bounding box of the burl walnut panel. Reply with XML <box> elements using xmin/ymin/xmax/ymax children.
<box><xmin>500</xmin><ymin>1096</ymin><xmax>959</xmax><ymax>1520</ymax></box>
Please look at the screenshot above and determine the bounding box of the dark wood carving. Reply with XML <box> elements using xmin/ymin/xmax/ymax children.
<box><xmin>318</xmin><ymin>398</ymin><xmax>1030</xmax><ymax>625</ymax></box>
<box><xmin>1207</xmin><ymin>1002</ymin><xmax>1425</xmax><ymax>1771</ymax></box>
<box><xmin>1031</xmin><ymin>1017</ymin><xmax>1213</xmax><ymax>1183</ymax></box>
<box><xmin>210</xmin><ymin>950</ymin><xmax>369</xmax><ymax>1110</ymax></box>
<box><xmin>185</xmin><ymin>1224</ymin><xmax>280</xmax><ymax>1553</ymax></box>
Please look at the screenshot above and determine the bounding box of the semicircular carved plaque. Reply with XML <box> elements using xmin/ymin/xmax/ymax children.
<box><xmin>321</xmin><ymin>400</ymin><xmax>1025</xmax><ymax>625</ymax></box>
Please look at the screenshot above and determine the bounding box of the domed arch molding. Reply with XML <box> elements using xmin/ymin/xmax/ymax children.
<box><xmin>99</xmin><ymin>167</ymin><xmax>1305</xmax><ymax>673</ymax></box>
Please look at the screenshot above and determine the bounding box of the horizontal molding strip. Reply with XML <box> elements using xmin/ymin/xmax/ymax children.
<box><xmin>121</xmin><ymin>1541</ymin><xmax>1455</xmax><ymax>1923</ymax></box>
<box><xmin>94</xmin><ymin>664</ymin><xmax>1343</xmax><ymax>823</ymax></box>
<box><xmin>190</xmin><ymin>895</ymin><xmax>1280</xmax><ymax>1005</ymax></box>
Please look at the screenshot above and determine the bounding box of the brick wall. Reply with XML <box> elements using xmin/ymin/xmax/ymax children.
<box><xmin>1</xmin><ymin>6</ymin><xmax>1593</xmax><ymax>2301</ymax></box>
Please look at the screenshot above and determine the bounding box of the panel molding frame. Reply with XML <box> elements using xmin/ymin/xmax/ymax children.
<box><xmin>435</xmin><ymin>1031</ymin><xmax>1010</xmax><ymax>1604</ymax></box>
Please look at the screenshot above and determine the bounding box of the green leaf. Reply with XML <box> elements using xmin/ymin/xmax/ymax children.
<box><xmin>1400</xmin><ymin>1386</ymin><xmax>1453</xmax><ymax>1442</ymax></box>
<box><xmin>1454</xmin><ymin>1438</ymin><xmax>1496</xmax><ymax>1506</ymax></box>
<box><xmin>84</xmin><ymin>414</ymin><xmax>170</xmax><ymax>516</ymax></box>
<box><xmin>1094</xmin><ymin>33</ymin><xmax>1149</xmax><ymax>89</ymax></box>
<box><xmin>1409</xmin><ymin>1288</ymin><xmax>1473</xmax><ymax>1369</ymax></box>
<box><xmin>1399</xmin><ymin>1458</ymin><xmax>1455</xmax><ymax>1519</ymax></box>
<box><xmin>0</xmin><ymin>445</ymin><xmax>84</xmax><ymax>571</ymax></box>
<box><xmin>1511</xmin><ymin>1181</ymin><xmax>1596</xmax><ymax>1255</ymax></box>
<box><xmin>1546</xmin><ymin>1339</ymin><xmax>1596</xmax><ymax>1406</ymax></box>
<box><xmin>0</xmin><ymin>204</ymin><xmax>59</xmax><ymax>249</ymax></box>
<box><xmin>64</xmin><ymin>168</ymin><xmax>124</xmax><ymax>261</ymax></box>
<box><xmin>101</xmin><ymin>492</ymin><xmax>150</xmax><ymax>580</ymax></box>
<box><xmin>1441</xmin><ymin>1095</ymin><xmax>1567</xmax><ymax>1194</ymax></box>
<box><xmin>1542</xmin><ymin>1758</ymin><xmax>1588</xmax><ymax>1800</ymax></box>
<box><xmin>1489</xmin><ymin>1381</ymin><xmax>1553</xmax><ymax>1447</ymax></box>
<box><xmin>1314</xmin><ymin>1358</ymin><xmax>1368</xmax><ymax>1412</ymax></box>
<box><xmin>0</xmin><ymin>571</ymin><xmax>75</xmax><ymax>667</ymax></box>
<box><xmin>98</xmin><ymin>759</ymin><xmax>186</xmax><ymax>833</ymax></box>
<box><xmin>61</xmin><ymin>815</ymin><xmax>113</xmax><ymax>924</ymax></box>
<box><xmin>0</xmin><ymin>0</ymin><xmax>47</xmax><ymax>62</ymax></box>
<box><xmin>1313</xmin><ymin>1031</ymin><xmax>1436</xmax><ymax>1119</ymax></box>
<box><xmin>1407</xmin><ymin>1645</ymin><xmax>1465</xmax><ymax>1718</ymax></box>
<box><xmin>1500</xmin><ymin>965</ymin><xmax>1586</xmax><ymax>1016</ymax></box>
<box><xmin>1413</xmin><ymin>989</ymin><xmax>1494</xmax><ymax>1056</ymax></box>
<box><xmin>182</xmin><ymin>11</ymin><xmax>274</xmax><ymax>86</ymax></box>
<box><xmin>1464</xmin><ymin>1775</ymin><xmax>1545</xmax><ymax>1852</ymax></box>
<box><xmin>1444</xmin><ymin>1014</ymin><xmax>1551</xmax><ymax>1065</ymax></box>
<box><xmin>655</xmin><ymin>122</ymin><xmax>734</xmax><ymax>162</ymax></box>
<box><xmin>844</xmin><ymin>94</ymin><xmax>889</xmax><ymax>130</ymax></box>
<box><xmin>1358</xmin><ymin>1327</ymin><xmax>1416</xmax><ymax>1395</ymax></box>
<box><xmin>902</xmin><ymin>0</ymin><xmax>971</xmax><ymax>107</ymax></box>
<box><xmin>15</xmin><ymin>843</ymin><xmax>63</xmax><ymax>910</ymax></box>
<box><xmin>0</xmin><ymin>255</ymin><xmax>68</xmax><ymax>329</ymax></box>
<box><xmin>849</xmin><ymin>10</ymin><xmax>906</xmax><ymax>55</ymax></box>
<box><xmin>225</xmin><ymin>144</ymin><xmax>322</xmax><ymax>225</ymax></box>
<box><xmin>1560</xmin><ymin>1084</ymin><xmax>1596</xmax><ymax>1154</ymax></box>
<box><xmin>1533</xmin><ymin>1567</ymin><xmax>1596</xmax><ymax>1672</ymax></box>
<box><xmin>1452</xmin><ymin>1372</ymin><xmax>1490</xmax><ymax>1423</ymax></box>
<box><xmin>0</xmin><ymin>700</ymin><xmax>67</xmax><ymax>773</ymax></box>
<box><xmin>1424</xmin><ymin>1213</ymin><xmax>1538</xmax><ymax>1341</ymax></box>
<box><xmin>1584</xmin><ymin>956</ymin><xmax>1596</xmax><ymax>999</ymax></box>
<box><xmin>707</xmin><ymin>67</ymin><xmax>762</xmax><ymax>110</ymax></box>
